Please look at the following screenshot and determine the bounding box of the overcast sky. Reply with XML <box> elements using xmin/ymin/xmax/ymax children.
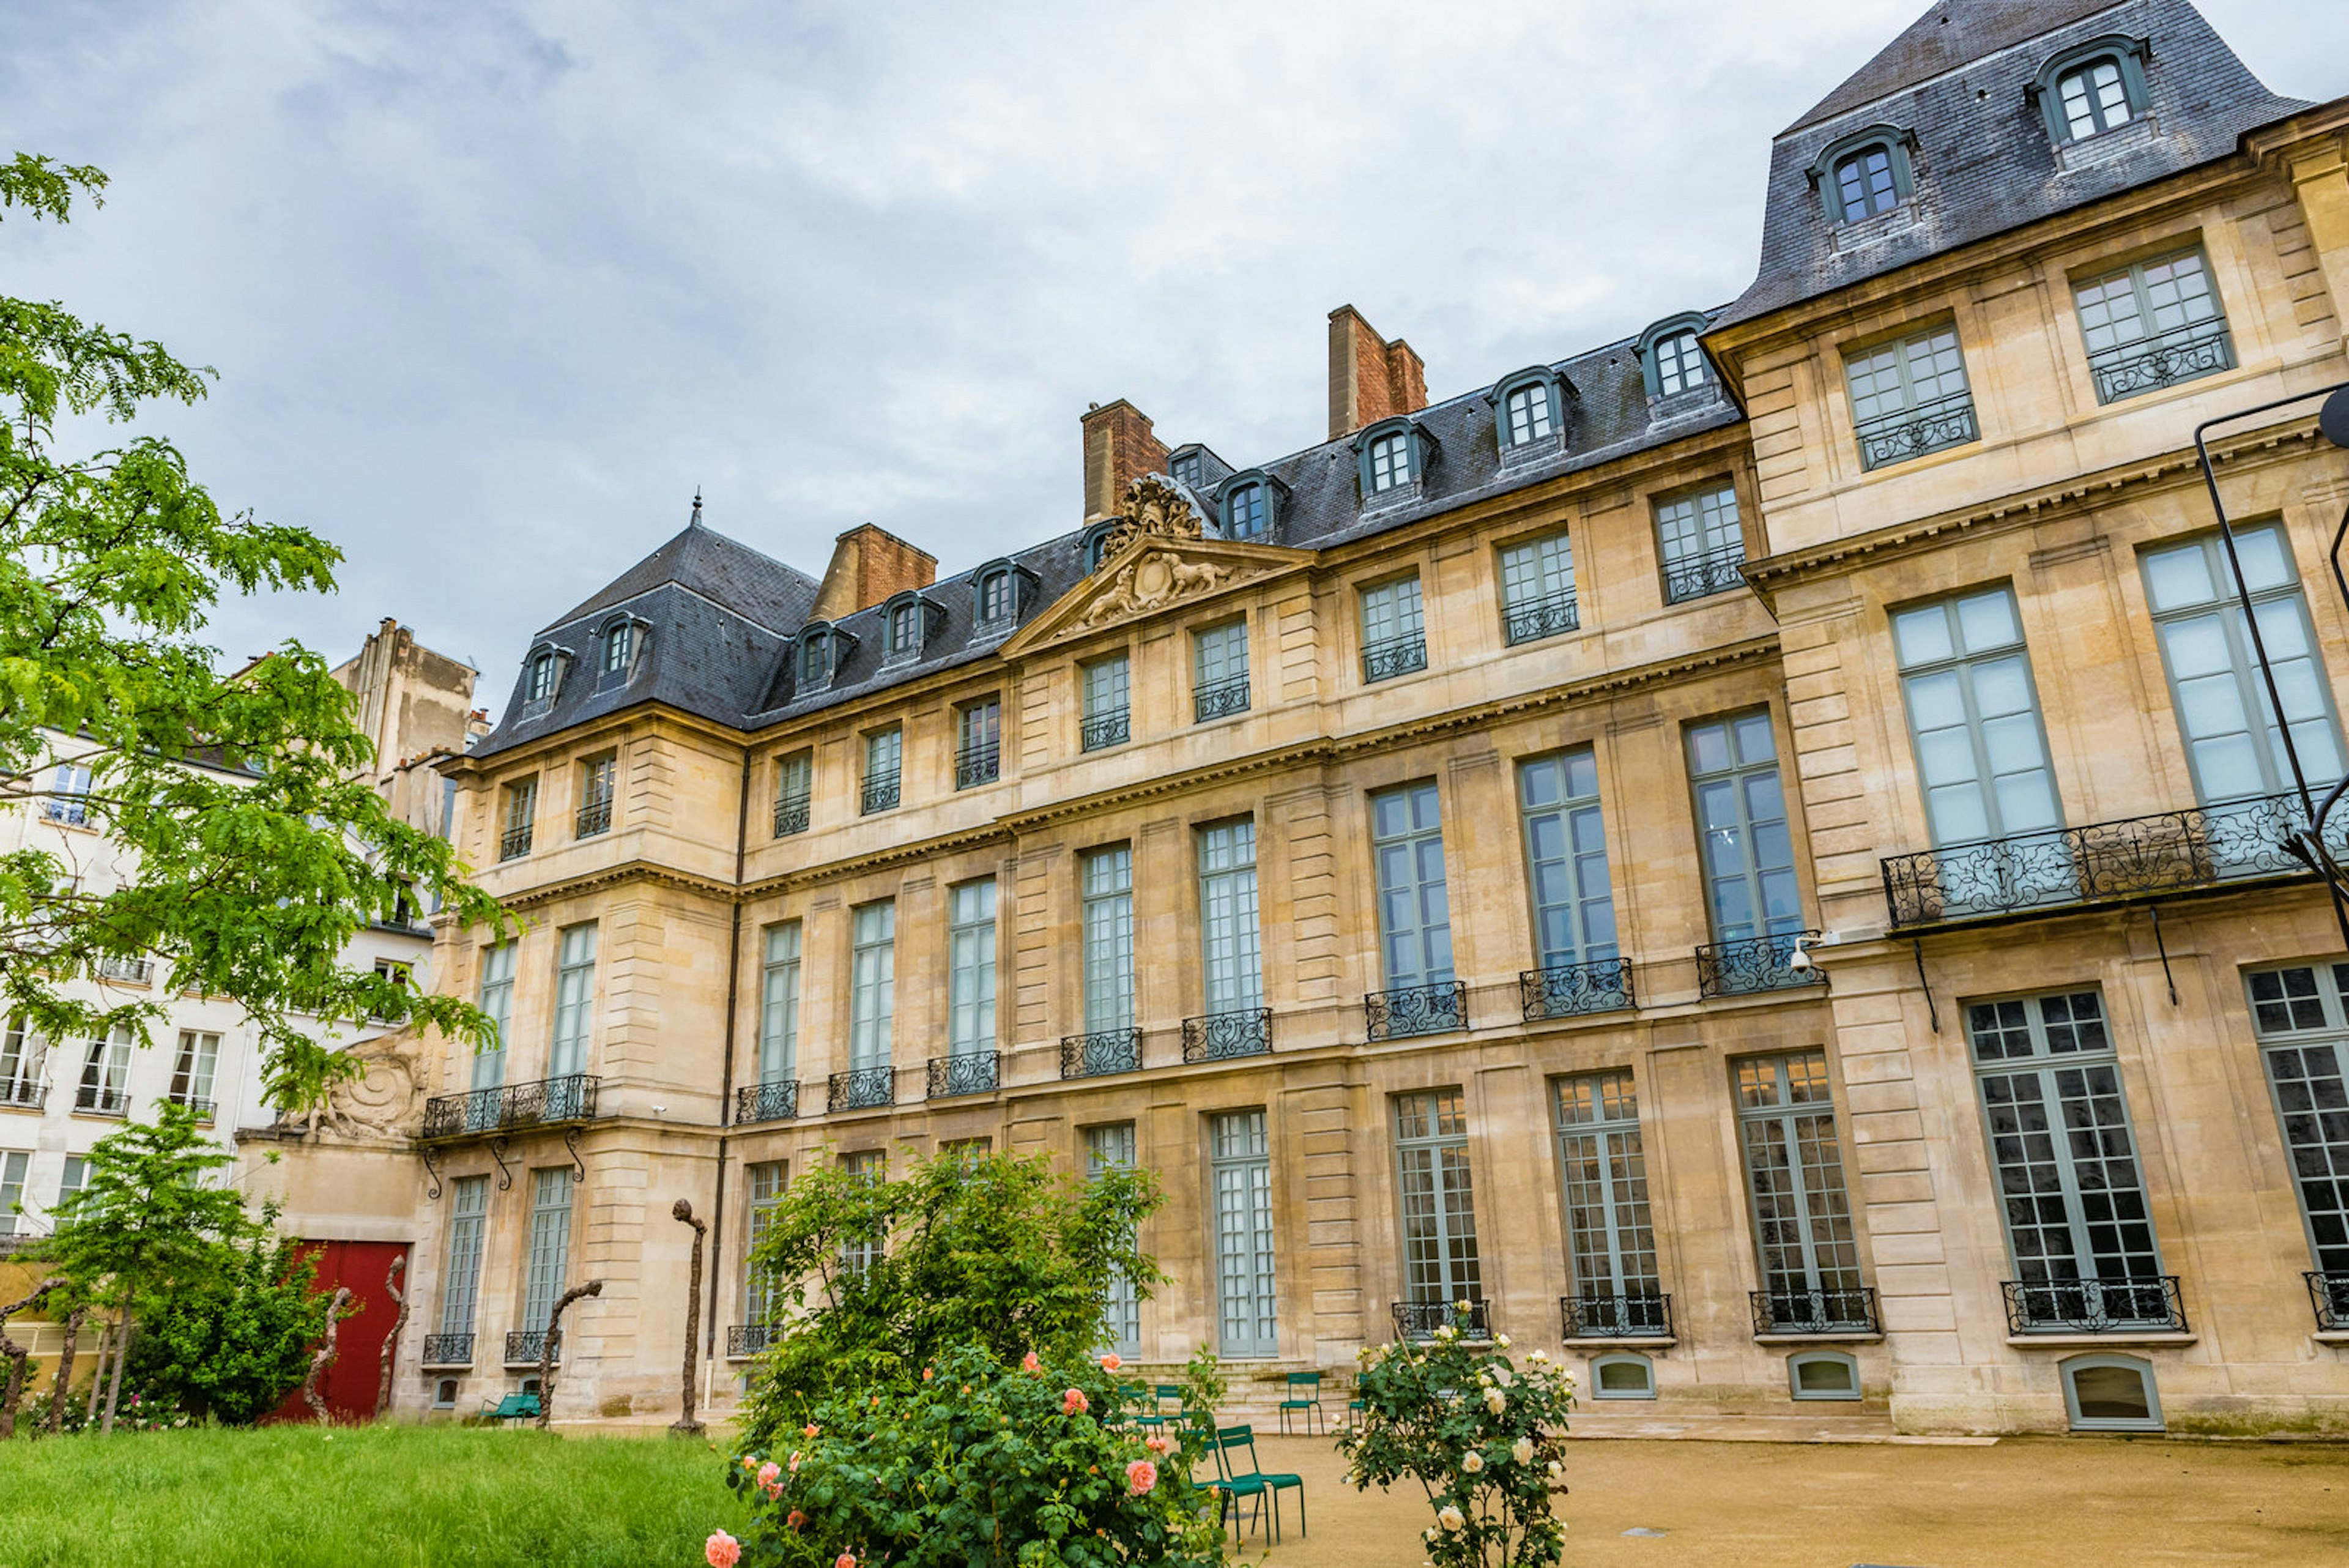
<box><xmin>6</xmin><ymin>1</ymin><xmax>2343</xmax><ymax>719</ymax></box>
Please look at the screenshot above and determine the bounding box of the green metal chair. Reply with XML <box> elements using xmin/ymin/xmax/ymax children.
<box><xmin>1277</xmin><ymin>1369</ymin><xmax>1326</xmax><ymax>1435</ymax></box>
<box><xmin>480</xmin><ymin>1391</ymin><xmax>540</xmax><ymax>1423</ymax></box>
<box><xmin>1215</xmin><ymin>1424</ymin><xmax>1304</xmax><ymax>1542</ymax></box>
<box><xmin>1132</xmin><ymin>1381</ymin><xmax>1182</xmax><ymax>1431</ymax></box>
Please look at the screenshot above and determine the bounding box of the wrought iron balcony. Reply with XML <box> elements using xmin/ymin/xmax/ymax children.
<box><xmin>1080</xmin><ymin>709</ymin><xmax>1130</xmax><ymax>752</ymax></box>
<box><xmin>1502</xmin><ymin>587</ymin><xmax>1579</xmax><ymax>645</ymax></box>
<box><xmin>1392</xmin><ymin>1299</ymin><xmax>1490</xmax><ymax>1342</ymax></box>
<box><xmin>1193</xmin><ymin>675</ymin><xmax>1250</xmax><ymax>724</ymax></box>
<box><xmin>1561</xmin><ymin>1293</ymin><xmax>1673</xmax><ymax>1339</ymax></box>
<box><xmin>1880</xmin><ymin>792</ymin><xmax>2342</xmax><ymax>928</ymax></box>
<box><xmin>954</xmin><ymin>742</ymin><xmax>1000</xmax><ymax>790</ymax></box>
<box><xmin>2</xmin><ymin>1079</ymin><xmax>45</xmax><ymax>1111</ymax></box>
<box><xmin>1750</xmin><ymin>1286</ymin><xmax>1879</xmax><ymax>1336</ymax></box>
<box><xmin>2002</xmin><ymin>1276</ymin><xmax>2186</xmax><ymax>1335</ymax></box>
<box><xmin>1696</xmin><ymin>932</ymin><xmax>1823</xmax><ymax>998</ymax></box>
<box><xmin>725</xmin><ymin>1323</ymin><xmax>776</xmax><ymax>1359</ymax></box>
<box><xmin>420</xmin><ymin>1074</ymin><xmax>601</xmax><ymax>1141</ymax></box>
<box><xmin>926</xmin><ymin>1052</ymin><xmax>999</xmax><ymax>1099</ymax></box>
<box><xmin>171</xmin><ymin>1096</ymin><xmax>215</xmax><ymax>1123</ymax></box>
<box><xmin>99</xmin><ymin>956</ymin><xmax>154</xmax><ymax>985</ymax></box>
<box><xmin>420</xmin><ymin>1332</ymin><xmax>474</xmax><ymax>1368</ymax></box>
<box><xmin>1181</xmin><ymin>1008</ymin><xmax>1272</xmax><ymax>1063</ymax></box>
<box><xmin>1661</xmin><ymin>541</ymin><xmax>1746</xmax><ymax>604</ymax></box>
<box><xmin>860</xmin><ymin>770</ymin><xmax>900</xmax><ymax>815</ymax></box>
<box><xmin>42</xmin><ymin>798</ymin><xmax>89</xmax><ymax>825</ymax></box>
<box><xmin>733</xmin><ymin>1080</ymin><xmax>799</xmax><ymax>1126</ymax></box>
<box><xmin>504</xmin><ymin>1329</ymin><xmax>560</xmax><ymax>1367</ymax></box>
<box><xmin>2090</xmin><ymin>319</ymin><xmax>2234</xmax><ymax>404</ymax></box>
<box><xmin>74</xmin><ymin>1085</ymin><xmax>129</xmax><ymax>1117</ymax></box>
<box><xmin>1365</xmin><ymin>982</ymin><xmax>1468</xmax><ymax>1041</ymax></box>
<box><xmin>2307</xmin><ymin>1271</ymin><xmax>2349</xmax><ymax>1332</ymax></box>
<box><xmin>826</xmin><ymin>1066</ymin><xmax>894</xmax><ymax>1113</ymax></box>
<box><xmin>498</xmin><ymin>822</ymin><xmax>533</xmax><ymax>861</ymax></box>
<box><xmin>1361</xmin><ymin>634</ymin><xmax>1428</xmax><ymax>684</ymax></box>
<box><xmin>773</xmin><ymin>793</ymin><xmax>811</xmax><ymax>838</ymax></box>
<box><xmin>1060</xmin><ymin>1028</ymin><xmax>1140</xmax><ymax>1079</ymax></box>
<box><xmin>1855</xmin><ymin>389</ymin><xmax>1980</xmax><ymax>471</ymax></box>
<box><xmin>574</xmin><ymin>798</ymin><xmax>612</xmax><ymax>838</ymax></box>
<box><xmin>1520</xmin><ymin>958</ymin><xmax>1634</xmax><ymax>1020</ymax></box>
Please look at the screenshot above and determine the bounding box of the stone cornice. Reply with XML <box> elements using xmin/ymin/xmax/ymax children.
<box><xmin>498</xmin><ymin>858</ymin><xmax>740</xmax><ymax>913</ymax></box>
<box><xmin>1740</xmin><ymin>417</ymin><xmax>2334</xmax><ymax>600</ymax></box>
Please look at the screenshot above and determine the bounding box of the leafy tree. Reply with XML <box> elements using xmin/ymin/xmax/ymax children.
<box><xmin>0</xmin><ymin>151</ymin><xmax>503</xmax><ymax>1113</ymax></box>
<box><xmin>721</xmin><ymin>1343</ymin><xmax>1219</xmax><ymax>1568</ymax></box>
<box><xmin>737</xmin><ymin>1149</ymin><xmax>1162</xmax><ymax>1452</ymax></box>
<box><xmin>124</xmin><ymin>1235</ymin><xmax>334</xmax><ymax>1425</ymax></box>
<box><xmin>33</xmin><ymin>1103</ymin><xmax>266</xmax><ymax>1432</ymax></box>
<box><xmin>1338</xmin><ymin>1311</ymin><xmax>1576</xmax><ymax>1568</ymax></box>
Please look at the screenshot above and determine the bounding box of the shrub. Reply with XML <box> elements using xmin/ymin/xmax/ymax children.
<box><xmin>125</xmin><ymin>1236</ymin><xmax>333</xmax><ymax>1424</ymax></box>
<box><xmin>721</xmin><ymin>1343</ymin><xmax>1219</xmax><ymax>1567</ymax></box>
<box><xmin>1337</xmin><ymin>1311</ymin><xmax>1575</xmax><ymax>1568</ymax></box>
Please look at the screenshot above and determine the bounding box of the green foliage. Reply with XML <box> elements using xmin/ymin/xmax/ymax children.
<box><xmin>1337</xmin><ymin>1312</ymin><xmax>1575</xmax><ymax>1568</ymax></box>
<box><xmin>0</xmin><ymin>151</ymin><xmax>503</xmax><ymax>1113</ymax></box>
<box><xmin>32</xmin><ymin>1104</ymin><xmax>259</xmax><ymax>1311</ymax></box>
<box><xmin>723</xmin><ymin>1343</ymin><xmax>1218</xmax><ymax>1568</ymax></box>
<box><xmin>738</xmin><ymin>1148</ymin><xmax>1162</xmax><ymax>1451</ymax></box>
<box><xmin>124</xmin><ymin>1236</ymin><xmax>334</xmax><ymax>1424</ymax></box>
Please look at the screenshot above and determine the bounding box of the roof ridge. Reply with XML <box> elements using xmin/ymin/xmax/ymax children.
<box><xmin>1786</xmin><ymin>0</ymin><xmax>2135</xmax><ymax>134</ymax></box>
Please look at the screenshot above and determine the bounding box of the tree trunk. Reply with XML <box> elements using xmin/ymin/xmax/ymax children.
<box><xmin>100</xmin><ymin>1308</ymin><xmax>131</xmax><ymax>1436</ymax></box>
<box><xmin>0</xmin><ymin>1279</ymin><xmax>62</xmax><ymax>1439</ymax></box>
<box><xmin>375</xmin><ymin>1254</ymin><xmax>407</xmax><ymax>1420</ymax></box>
<box><xmin>81</xmin><ymin>1322</ymin><xmax>109</xmax><ymax>1427</ymax></box>
<box><xmin>302</xmin><ymin>1287</ymin><xmax>357</xmax><ymax>1425</ymax></box>
<box><xmin>46</xmin><ymin>1306</ymin><xmax>84</xmax><ymax>1435</ymax></box>
<box><xmin>535</xmin><ymin>1279</ymin><xmax>603</xmax><ymax>1431</ymax></box>
<box><xmin>670</xmin><ymin>1200</ymin><xmax>705</xmax><ymax>1436</ymax></box>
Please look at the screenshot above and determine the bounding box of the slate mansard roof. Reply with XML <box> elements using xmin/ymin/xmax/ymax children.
<box><xmin>1717</xmin><ymin>0</ymin><xmax>2306</xmax><ymax>327</ymax></box>
<box><xmin>472</xmin><ymin>329</ymin><xmax>1742</xmax><ymax>759</ymax></box>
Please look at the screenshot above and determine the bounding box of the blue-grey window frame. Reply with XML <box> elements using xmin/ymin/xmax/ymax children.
<box><xmin>1084</xmin><ymin>522</ymin><xmax>1123</xmax><ymax>573</ymax></box>
<box><xmin>1809</xmin><ymin>125</ymin><xmax>1918</xmax><ymax>225</ymax></box>
<box><xmin>1217</xmin><ymin>470</ymin><xmax>1284</xmax><ymax>541</ymax></box>
<box><xmin>1637</xmin><ymin>313</ymin><xmax>1714</xmax><ymax>399</ymax></box>
<box><xmin>1487</xmin><ymin>367</ymin><xmax>1566</xmax><ymax>451</ymax></box>
<box><xmin>1786</xmin><ymin>1350</ymin><xmax>1861</xmax><ymax>1402</ymax></box>
<box><xmin>2061</xmin><ymin>1353</ymin><xmax>2162</xmax><ymax>1432</ymax></box>
<box><xmin>1355</xmin><ymin>417</ymin><xmax>1430</xmax><ymax>499</ymax></box>
<box><xmin>2031</xmin><ymin>35</ymin><xmax>2153</xmax><ymax>146</ymax></box>
<box><xmin>1591</xmin><ymin>1352</ymin><xmax>1657</xmax><ymax>1401</ymax></box>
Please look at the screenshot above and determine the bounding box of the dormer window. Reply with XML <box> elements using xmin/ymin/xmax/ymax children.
<box><xmin>519</xmin><ymin>644</ymin><xmax>569</xmax><ymax>718</ymax></box>
<box><xmin>527</xmin><ymin>653</ymin><xmax>558</xmax><ymax>702</ymax></box>
<box><xmin>1225</xmin><ymin>481</ymin><xmax>1266</xmax><ymax>540</ymax></box>
<box><xmin>978</xmin><ymin>569</ymin><xmax>1014</xmax><ymax>624</ymax></box>
<box><xmin>797</xmin><ymin>627</ymin><xmax>834</xmax><ymax>689</ymax></box>
<box><xmin>1170</xmin><ymin>450</ymin><xmax>1203</xmax><ymax>488</ymax></box>
<box><xmin>1084</xmin><ymin>522</ymin><xmax>1122</xmax><ymax>573</ymax></box>
<box><xmin>889</xmin><ymin>601</ymin><xmax>919</xmax><ymax>655</ymax></box>
<box><xmin>1503</xmin><ymin>381</ymin><xmax>1553</xmax><ymax>445</ymax></box>
<box><xmin>601</xmin><ymin>620</ymin><xmax>633</xmax><ymax>675</ymax></box>
<box><xmin>1655</xmin><ymin>332</ymin><xmax>1705</xmax><ymax>395</ymax></box>
<box><xmin>1355</xmin><ymin>418</ymin><xmax>1432</xmax><ymax>502</ymax></box>
<box><xmin>1368</xmin><ymin>429</ymin><xmax>1411</xmax><ymax>491</ymax></box>
<box><xmin>1487</xmin><ymin>368</ymin><xmax>1568</xmax><ymax>456</ymax></box>
<box><xmin>2033</xmin><ymin>39</ymin><xmax>2151</xmax><ymax>146</ymax></box>
<box><xmin>1811</xmin><ymin>127</ymin><xmax>1915</xmax><ymax>226</ymax></box>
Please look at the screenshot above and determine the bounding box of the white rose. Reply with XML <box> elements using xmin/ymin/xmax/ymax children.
<box><xmin>1483</xmin><ymin>1388</ymin><xmax>1507</xmax><ymax>1416</ymax></box>
<box><xmin>1546</xmin><ymin>1460</ymin><xmax>1564</xmax><ymax>1481</ymax></box>
<box><xmin>1460</xmin><ymin>1450</ymin><xmax>1485</xmax><ymax>1474</ymax></box>
<box><xmin>1528</xmin><ymin>1348</ymin><xmax>1549</xmax><ymax>1363</ymax></box>
<box><xmin>1512</xmin><ymin>1437</ymin><xmax>1535</xmax><ymax>1466</ymax></box>
<box><xmin>1496</xmin><ymin>1334</ymin><xmax>1511</xmax><ymax>1348</ymax></box>
<box><xmin>1438</xmin><ymin>1505</ymin><xmax>1466</xmax><ymax>1532</ymax></box>
<box><xmin>1423</xmin><ymin>1527</ymin><xmax>1439</xmax><ymax>1544</ymax></box>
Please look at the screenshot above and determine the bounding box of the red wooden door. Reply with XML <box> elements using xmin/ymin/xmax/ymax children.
<box><xmin>264</xmin><ymin>1239</ymin><xmax>412</xmax><ymax>1424</ymax></box>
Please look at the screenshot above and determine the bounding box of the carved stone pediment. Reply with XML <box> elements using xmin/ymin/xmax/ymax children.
<box><xmin>1073</xmin><ymin>546</ymin><xmax>1237</xmax><ymax>632</ymax></box>
<box><xmin>296</xmin><ymin>1028</ymin><xmax>425</xmax><ymax>1145</ymax></box>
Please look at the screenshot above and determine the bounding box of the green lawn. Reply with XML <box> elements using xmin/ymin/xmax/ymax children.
<box><xmin>0</xmin><ymin>1423</ymin><xmax>742</xmax><ymax>1567</ymax></box>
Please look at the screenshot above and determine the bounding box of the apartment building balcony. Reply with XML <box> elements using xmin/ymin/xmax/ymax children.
<box><xmin>98</xmin><ymin>956</ymin><xmax>154</xmax><ymax>986</ymax></box>
<box><xmin>418</xmin><ymin>1074</ymin><xmax>601</xmax><ymax>1142</ymax></box>
<box><xmin>1181</xmin><ymin>1008</ymin><xmax>1272</xmax><ymax>1063</ymax></box>
<box><xmin>1502</xmin><ymin>587</ymin><xmax>1579</xmax><ymax>645</ymax></box>
<box><xmin>1520</xmin><ymin>957</ymin><xmax>1634</xmax><ymax>1020</ymax></box>
<box><xmin>1661</xmin><ymin>542</ymin><xmax>1746</xmax><ymax>605</ymax></box>
<box><xmin>1079</xmin><ymin>709</ymin><xmax>1129</xmax><ymax>752</ymax></box>
<box><xmin>1360</xmin><ymin>633</ymin><xmax>1428</xmax><ymax>684</ymax></box>
<box><xmin>574</xmin><ymin>798</ymin><xmax>612</xmax><ymax>838</ymax></box>
<box><xmin>1560</xmin><ymin>1293</ymin><xmax>1674</xmax><ymax>1342</ymax></box>
<box><xmin>1855</xmin><ymin>389</ymin><xmax>1978</xmax><ymax>472</ymax></box>
<box><xmin>74</xmin><ymin>1085</ymin><xmax>129</xmax><ymax>1118</ymax></box>
<box><xmin>732</xmin><ymin>1080</ymin><xmax>800</xmax><ymax>1126</ymax></box>
<box><xmin>1696</xmin><ymin>932</ymin><xmax>1822</xmax><ymax>998</ymax></box>
<box><xmin>2307</xmin><ymin>1272</ymin><xmax>2349</xmax><ymax>1332</ymax></box>
<box><xmin>773</xmin><ymin>792</ymin><xmax>811</xmax><ymax>838</ymax></box>
<box><xmin>2</xmin><ymin>1080</ymin><xmax>45</xmax><ymax>1112</ymax></box>
<box><xmin>860</xmin><ymin>770</ymin><xmax>900</xmax><ymax>816</ymax></box>
<box><xmin>2090</xmin><ymin>319</ymin><xmax>2234</xmax><ymax>404</ymax></box>
<box><xmin>499</xmin><ymin>822</ymin><xmax>533</xmax><ymax>861</ymax></box>
<box><xmin>420</xmin><ymin>1333</ymin><xmax>474</xmax><ymax>1369</ymax></box>
<box><xmin>1392</xmin><ymin>1298</ymin><xmax>1490</xmax><ymax>1342</ymax></box>
<box><xmin>726</xmin><ymin>1323</ymin><xmax>776</xmax><ymax>1360</ymax></box>
<box><xmin>169</xmin><ymin>1095</ymin><xmax>215</xmax><ymax>1123</ymax></box>
<box><xmin>954</xmin><ymin>740</ymin><xmax>1000</xmax><ymax>790</ymax></box>
<box><xmin>827</xmin><ymin>1066</ymin><xmax>894</xmax><ymax>1113</ymax></box>
<box><xmin>1365</xmin><ymin>982</ymin><xmax>1468</xmax><ymax>1041</ymax></box>
<box><xmin>926</xmin><ymin>1051</ymin><xmax>999</xmax><ymax>1099</ymax></box>
<box><xmin>1880</xmin><ymin>792</ymin><xmax>2337</xmax><ymax>929</ymax></box>
<box><xmin>1060</xmin><ymin>1028</ymin><xmax>1141</xmax><ymax>1080</ymax></box>
<box><xmin>1193</xmin><ymin>675</ymin><xmax>1250</xmax><ymax>724</ymax></box>
<box><xmin>2002</xmin><ymin>1277</ymin><xmax>2188</xmax><ymax>1336</ymax></box>
<box><xmin>1751</xmin><ymin>1287</ymin><xmax>1880</xmax><ymax>1338</ymax></box>
<box><xmin>504</xmin><ymin>1329</ymin><xmax>559</xmax><ymax>1367</ymax></box>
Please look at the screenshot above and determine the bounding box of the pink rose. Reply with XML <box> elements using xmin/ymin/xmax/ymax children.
<box><xmin>1100</xmin><ymin>1353</ymin><xmax>1123</xmax><ymax>1372</ymax></box>
<box><xmin>836</xmin><ymin>1555</ymin><xmax>857</xmax><ymax>1568</ymax></box>
<box><xmin>756</xmin><ymin>1462</ymin><xmax>781</xmax><ymax>1488</ymax></box>
<box><xmin>1021</xmin><ymin>1351</ymin><xmax>1041</xmax><ymax>1374</ymax></box>
<box><xmin>1145</xmin><ymin>1435</ymin><xmax>1171</xmax><ymax>1454</ymax></box>
<box><xmin>1126</xmin><ymin>1458</ymin><xmax>1159</xmax><ymax>1496</ymax></box>
<box><xmin>705</xmin><ymin>1531</ymin><xmax>742</xmax><ymax>1568</ymax></box>
<box><xmin>788</xmin><ymin>1451</ymin><xmax>802</xmax><ymax>1473</ymax></box>
<box><xmin>787</xmin><ymin>1510</ymin><xmax>806</xmax><ymax>1530</ymax></box>
<box><xmin>922</xmin><ymin>1367</ymin><xmax>935</xmax><ymax>1381</ymax></box>
<box><xmin>762</xmin><ymin>1479</ymin><xmax>782</xmax><ymax>1501</ymax></box>
<box><xmin>803</xmin><ymin>1424</ymin><xmax>820</xmax><ymax>1439</ymax></box>
<box><xmin>1062</xmin><ymin>1388</ymin><xmax>1090</xmax><ymax>1415</ymax></box>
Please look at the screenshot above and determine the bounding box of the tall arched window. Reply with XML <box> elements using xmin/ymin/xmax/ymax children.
<box><xmin>888</xmin><ymin>601</ymin><xmax>919</xmax><ymax>655</ymax></box>
<box><xmin>799</xmin><ymin>631</ymin><xmax>831</xmax><ymax>687</ymax></box>
<box><xmin>527</xmin><ymin>653</ymin><xmax>557</xmax><ymax>702</ymax></box>
<box><xmin>601</xmin><ymin>620</ymin><xmax>634</xmax><ymax>676</ymax></box>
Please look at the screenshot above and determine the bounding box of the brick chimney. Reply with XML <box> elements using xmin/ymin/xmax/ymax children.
<box><xmin>812</xmin><ymin>524</ymin><xmax>938</xmax><ymax>620</ymax></box>
<box><xmin>1327</xmin><ymin>305</ymin><xmax>1428</xmax><ymax>442</ymax></box>
<box><xmin>1081</xmin><ymin>400</ymin><xmax>1171</xmax><ymax>521</ymax></box>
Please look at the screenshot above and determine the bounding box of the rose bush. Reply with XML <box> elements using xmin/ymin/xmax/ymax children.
<box><xmin>1336</xmin><ymin>1309</ymin><xmax>1575</xmax><ymax>1568</ymax></box>
<box><xmin>722</xmin><ymin>1344</ymin><xmax>1221</xmax><ymax>1567</ymax></box>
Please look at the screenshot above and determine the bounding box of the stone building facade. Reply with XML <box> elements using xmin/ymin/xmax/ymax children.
<box><xmin>362</xmin><ymin>0</ymin><xmax>2349</xmax><ymax>1435</ymax></box>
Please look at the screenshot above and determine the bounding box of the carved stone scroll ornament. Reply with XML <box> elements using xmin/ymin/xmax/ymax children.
<box><xmin>301</xmin><ymin>1030</ymin><xmax>424</xmax><ymax>1143</ymax></box>
<box><xmin>1094</xmin><ymin>474</ymin><xmax>1206</xmax><ymax>560</ymax></box>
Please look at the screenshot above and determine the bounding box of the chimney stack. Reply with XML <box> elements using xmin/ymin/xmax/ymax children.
<box><xmin>1327</xmin><ymin>305</ymin><xmax>1427</xmax><ymax>442</ymax></box>
<box><xmin>813</xmin><ymin>524</ymin><xmax>938</xmax><ymax>620</ymax></box>
<box><xmin>1081</xmin><ymin>400</ymin><xmax>1171</xmax><ymax>521</ymax></box>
